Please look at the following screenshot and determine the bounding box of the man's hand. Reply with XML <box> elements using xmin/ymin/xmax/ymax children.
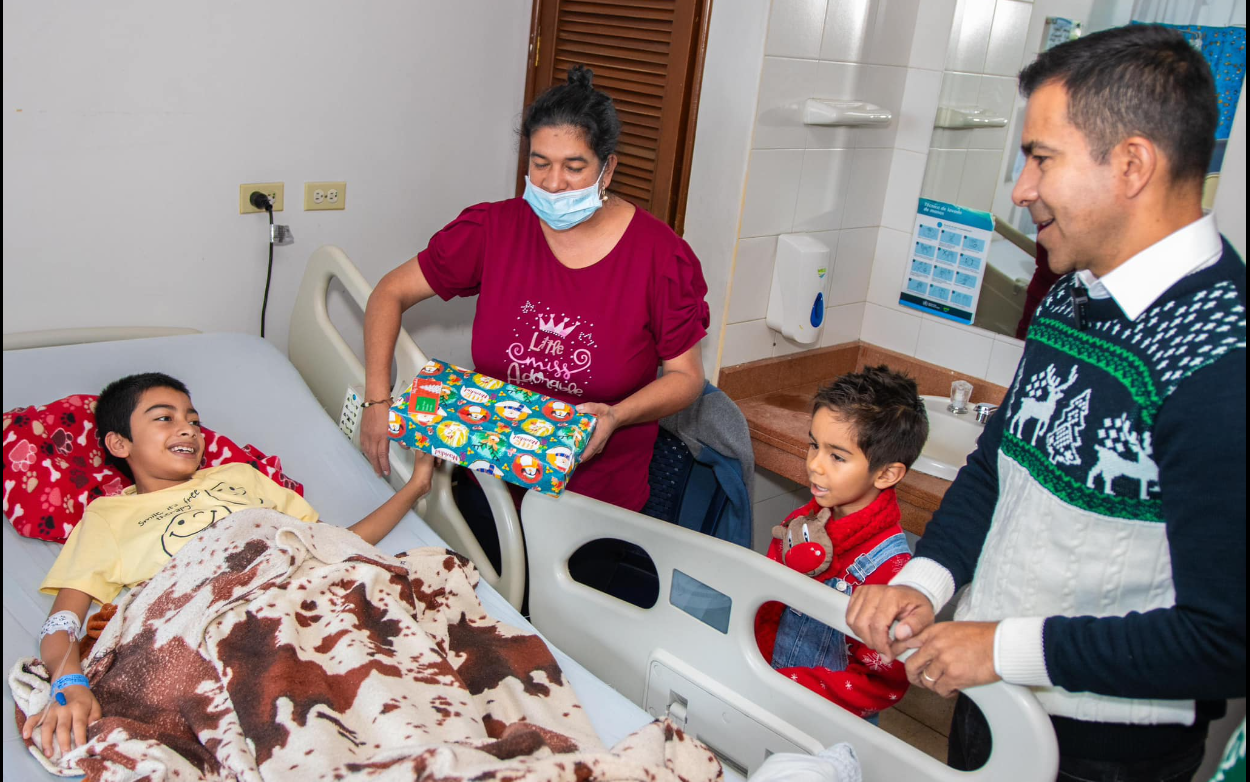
<box><xmin>897</xmin><ymin>621</ymin><xmax>999</xmax><ymax>697</ymax></box>
<box><xmin>23</xmin><ymin>684</ymin><xmax>101</xmax><ymax>758</ymax></box>
<box><xmin>846</xmin><ymin>584</ymin><xmax>936</xmax><ymax>662</ymax></box>
<box><xmin>574</xmin><ymin>403</ymin><xmax>618</xmax><ymax>463</ymax></box>
<box><xmin>360</xmin><ymin>404</ymin><xmax>394</xmax><ymax>477</ymax></box>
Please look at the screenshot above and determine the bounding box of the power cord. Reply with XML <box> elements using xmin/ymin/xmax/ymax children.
<box><xmin>249</xmin><ymin>191</ymin><xmax>277</xmax><ymax>338</ymax></box>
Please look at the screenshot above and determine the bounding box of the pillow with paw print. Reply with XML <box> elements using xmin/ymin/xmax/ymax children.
<box><xmin>3</xmin><ymin>395</ymin><xmax>302</xmax><ymax>543</ymax></box>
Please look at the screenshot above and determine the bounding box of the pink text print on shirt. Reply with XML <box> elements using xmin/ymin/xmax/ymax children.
<box><xmin>507</xmin><ymin>302</ymin><xmax>598</xmax><ymax>397</ymax></box>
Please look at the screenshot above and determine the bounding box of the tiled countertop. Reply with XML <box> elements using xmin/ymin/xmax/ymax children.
<box><xmin>721</xmin><ymin>341</ymin><xmax>1008</xmax><ymax>537</ymax></box>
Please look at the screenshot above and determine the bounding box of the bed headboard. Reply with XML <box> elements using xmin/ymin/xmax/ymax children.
<box><xmin>2</xmin><ymin>327</ymin><xmax>201</xmax><ymax>351</ymax></box>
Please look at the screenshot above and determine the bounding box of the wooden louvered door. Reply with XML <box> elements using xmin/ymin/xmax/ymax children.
<box><xmin>517</xmin><ymin>0</ymin><xmax>711</xmax><ymax>233</ymax></box>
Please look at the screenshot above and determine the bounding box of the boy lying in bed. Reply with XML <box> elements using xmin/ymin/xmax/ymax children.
<box><xmin>22</xmin><ymin>371</ymin><xmax>433</xmax><ymax>758</ymax></box>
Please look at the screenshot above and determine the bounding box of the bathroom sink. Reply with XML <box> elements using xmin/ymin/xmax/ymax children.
<box><xmin>911</xmin><ymin>395</ymin><xmax>987</xmax><ymax>481</ymax></box>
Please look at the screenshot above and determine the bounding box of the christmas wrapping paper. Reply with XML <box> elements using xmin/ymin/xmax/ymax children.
<box><xmin>386</xmin><ymin>359</ymin><xmax>596</xmax><ymax>497</ymax></box>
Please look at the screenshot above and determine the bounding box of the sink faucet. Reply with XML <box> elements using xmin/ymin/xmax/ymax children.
<box><xmin>974</xmin><ymin>402</ymin><xmax>998</xmax><ymax>425</ymax></box>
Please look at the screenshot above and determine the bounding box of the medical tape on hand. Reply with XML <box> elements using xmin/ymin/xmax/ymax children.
<box><xmin>39</xmin><ymin>611</ymin><xmax>81</xmax><ymax>644</ymax></box>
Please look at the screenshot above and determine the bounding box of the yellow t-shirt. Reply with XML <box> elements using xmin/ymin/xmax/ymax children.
<box><xmin>41</xmin><ymin>463</ymin><xmax>319</xmax><ymax>604</ymax></box>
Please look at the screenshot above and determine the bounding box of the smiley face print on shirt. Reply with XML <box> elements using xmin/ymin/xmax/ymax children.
<box><xmin>161</xmin><ymin>504</ymin><xmax>235</xmax><ymax>556</ymax></box>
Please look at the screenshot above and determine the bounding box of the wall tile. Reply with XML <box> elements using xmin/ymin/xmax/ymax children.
<box><xmin>866</xmin><ymin>0</ymin><xmax>921</xmax><ymax>66</ymax></box>
<box><xmin>840</xmin><ymin>147</ymin><xmax>892</xmax><ymax>228</ymax></box>
<box><xmin>861</xmin><ymin>301</ymin><xmax>922</xmax><ymax>354</ymax></box>
<box><xmin>957</xmin><ymin>148</ymin><xmax>1003</xmax><ymax>212</ymax></box>
<box><xmin>820</xmin><ymin>0</ymin><xmax>875</xmax><ymax>63</ymax></box>
<box><xmin>820</xmin><ymin>301</ymin><xmax>865</xmax><ymax>346</ymax></box>
<box><xmin>722</xmin><ymin>319</ymin><xmax>777</xmax><ymax>366</ymax></box>
<box><xmin>946</xmin><ymin>0</ymin><xmax>995</xmax><ymax>74</ymax></box>
<box><xmin>915</xmin><ymin>318</ymin><xmax>994</xmax><ymax>377</ymax></box>
<box><xmin>829</xmin><ymin>226</ymin><xmax>876</xmax><ymax>305</ymax></box>
<box><xmin>966</xmin><ymin>74</ymin><xmax>1017</xmax><ymax>151</ymax></box>
<box><xmin>754</xmin><ymin>468</ymin><xmax>802</xmax><ymax>503</ymax></box>
<box><xmin>932</xmin><ymin>71</ymin><xmax>982</xmax><ymax>151</ymax></box>
<box><xmin>908</xmin><ymin>0</ymin><xmax>958</xmax><ymax>71</ymax></box>
<box><xmin>852</xmin><ymin>65</ymin><xmax>908</xmax><ymax>148</ymax></box>
<box><xmin>754</xmin><ymin>57</ymin><xmax>820</xmax><ymax>150</ymax></box>
<box><xmin>896</xmin><ymin>68</ymin><xmax>943</xmax><ymax>153</ymax></box>
<box><xmin>766</xmin><ymin>0</ymin><xmax>830</xmax><ymax>59</ymax></box>
<box><xmin>794</xmin><ymin>148</ymin><xmax>853</xmax><ymax>231</ymax></box>
<box><xmin>882</xmin><ymin>147</ymin><xmax>927</xmax><ymax>232</ymax></box>
<box><xmin>866</xmin><ymin>226</ymin><xmax>911</xmax><ymax>307</ymax></box>
<box><xmin>921</xmin><ymin>148</ymin><xmax>966</xmax><ymax>203</ymax></box>
<box><xmin>985</xmin><ymin>335</ymin><xmax>1025</xmax><ymax>387</ymax></box>
<box><xmin>741</xmin><ymin>149</ymin><xmax>804</xmax><ymax>237</ymax></box>
<box><xmin>805</xmin><ymin>60</ymin><xmax>860</xmax><ymax>150</ymax></box>
<box><xmin>727</xmin><ymin>236</ymin><xmax>779</xmax><ymax>324</ymax></box>
<box><xmin>984</xmin><ymin>0</ymin><xmax>1033</xmax><ymax>77</ymax></box>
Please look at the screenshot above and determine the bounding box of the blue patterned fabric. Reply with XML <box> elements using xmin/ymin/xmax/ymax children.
<box><xmin>1134</xmin><ymin>22</ymin><xmax>1246</xmax><ymax>139</ymax></box>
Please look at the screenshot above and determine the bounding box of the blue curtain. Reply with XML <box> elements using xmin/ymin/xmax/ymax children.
<box><xmin>1134</xmin><ymin>22</ymin><xmax>1247</xmax><ymax>139</ymax></box>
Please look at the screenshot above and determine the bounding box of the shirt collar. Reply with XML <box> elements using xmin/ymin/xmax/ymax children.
<box><xmin>1075</xmin><ymin>212</ymin><xmax>1222</xmax><ymax>320</ymax></box>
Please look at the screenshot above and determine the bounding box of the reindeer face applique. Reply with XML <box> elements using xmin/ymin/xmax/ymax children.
<box><xmin>773</xmin><ymin>508</ymin><xmax>835</xmax><ymax>578</ymax></box>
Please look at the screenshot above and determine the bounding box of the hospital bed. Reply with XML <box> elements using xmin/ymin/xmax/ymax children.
<box><xmin>1</xmin><ymin>246</ymin><xmax>1059</xmax><ymax>780</ymax></box>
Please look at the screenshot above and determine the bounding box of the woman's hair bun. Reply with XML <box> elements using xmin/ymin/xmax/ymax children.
<box><xmin>567</xmin><ymin>65</ymin><xmax>594</xmax><ymax>89</ymax></box>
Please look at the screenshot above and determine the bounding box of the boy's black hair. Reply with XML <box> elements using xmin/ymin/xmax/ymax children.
<box><xmin>1018</xmin><ymin>24</ymin><xmax>1218</xmax><ymax>183</ymax></box>
<box><xmin>96</xmin><ymin>372</ymin><xmax>191</xmax><ymax>477</ymax></box>
<box><xmin>522</xmin><ymin>65</ymin><xmax>621</xmax><ymax>165</ymax></box>
<box><xmin>813</xmin><ymin>365</ymin><xmax>929</xmax><ymax>470</ymax></box>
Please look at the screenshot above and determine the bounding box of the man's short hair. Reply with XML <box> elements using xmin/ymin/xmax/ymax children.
<box><xmin>1018</xmin><ymin>24</ymin><xmax>1218</xmax><ymax>183</ymax></box>
<box><xmin>813</xmin><ymin>365</ymin><xmax>929</xmax><ymax>470</ymax></box>
<box><xmin>96</xmin><ymin>372</ymin><xmax>191</xmax><ymax>475</ymax></box>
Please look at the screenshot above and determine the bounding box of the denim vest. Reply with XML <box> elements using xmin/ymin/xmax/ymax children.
<box><xmin>771</xmin><ymin>533</ymin><xmax>911</xmax><ymax>672</ymax></box>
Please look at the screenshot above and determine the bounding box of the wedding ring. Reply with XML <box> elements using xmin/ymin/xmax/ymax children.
<box><xmin>922</xmin><ymin>670</ymin><xmax>939</xmax><ymax>683</ymax></box>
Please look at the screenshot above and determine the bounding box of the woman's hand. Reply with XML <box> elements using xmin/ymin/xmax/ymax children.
<box><xmin>575</xmin><ymin>403</ymin><xmax>618</xmax><ymax>463</ymax></box>
<box><xmin>23</xmin><ymin>684</ymin><xmax>101</xmax><ymax>758</ymax></box>
<box><xmin>361</xmin><ymin>404</ymin><xmax>394</xmax><ymax>477</ymax></box>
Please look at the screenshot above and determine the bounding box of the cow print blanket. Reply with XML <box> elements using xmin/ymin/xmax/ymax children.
<box><xmin>10</xmin><ymin>509</ymin><xmax>722</xmax><ymax>781</ymax></box>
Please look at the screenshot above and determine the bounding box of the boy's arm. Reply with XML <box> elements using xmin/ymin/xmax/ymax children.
<box><xmin>348</xmin><ymin>451</ymin><xmax>435</xmax><ymax>545</ymax></box>
<box><xmin>22</xmin><ymin>588</ymin><xmax>103</xmax><ymax>757</ymax></box>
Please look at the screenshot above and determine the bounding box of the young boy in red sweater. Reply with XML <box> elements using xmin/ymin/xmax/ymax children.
<box><xmin>755</xmin><ymin>366</ymin><xmax>929</xmax><ymax>718</ymax></box>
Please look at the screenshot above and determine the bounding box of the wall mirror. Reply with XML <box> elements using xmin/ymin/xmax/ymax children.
<box><xmin>913</xmin><ymin>0</ymin><xmax>1246</xmax><ymax>340</ymax></box>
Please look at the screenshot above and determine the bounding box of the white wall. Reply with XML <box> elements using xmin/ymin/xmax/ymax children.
<box><xmin>2</xmin><ymin>1</ymin><xmax>529</xmax><ymax>366</ymax></box>
<box><xmin>1214</xmin><ymin>83</ymin><xmax>1247</xmax><ymax>258</ymax></box>
<box><xmin>681</xmin><ymin>0</ymin><xmax>772</xmax><ymax>381</ymax></box>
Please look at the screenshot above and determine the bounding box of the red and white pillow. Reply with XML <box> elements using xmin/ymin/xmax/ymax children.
<box><xmin>3</xmin><ymin>394</ymin><xmax>303</xmax><ymax>543</ymax></box>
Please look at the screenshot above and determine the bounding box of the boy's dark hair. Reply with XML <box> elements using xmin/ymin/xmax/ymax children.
<box><xmin>1018</xmin><ymin>24</ymin><xmax>1218</xmax><ymax>183</ymax></box>
<box><xmin>522</xmin><ymin>65</ymin><xmax>621</xmax><ymax>165</ymax></box>
<box><xmin>813</xmin><ymin>365</ymin><xmax>928</xmax><ymax>470</ymax></box>
<box><xmin>96</xmin><ymin>372</ymin><xmax>191</xmax><ymax>476</ymax></box>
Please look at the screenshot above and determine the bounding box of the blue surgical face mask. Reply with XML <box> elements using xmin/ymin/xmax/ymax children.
<box><xmin>523</xmin><ymin>167</ymin><xmax>605</xmax><ymax>231</ymax></box>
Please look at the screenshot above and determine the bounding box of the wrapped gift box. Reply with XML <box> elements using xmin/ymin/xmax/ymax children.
<box><xmin>386</xmin><ymin>359</ymin><xmax>596</xmax><ymax>497</ymax></box>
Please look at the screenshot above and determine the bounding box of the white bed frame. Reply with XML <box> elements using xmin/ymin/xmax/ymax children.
<box><xmin>286</xmin><ymin>246</ymin><xmax>1060</xmax><ymax>780</ymax></box>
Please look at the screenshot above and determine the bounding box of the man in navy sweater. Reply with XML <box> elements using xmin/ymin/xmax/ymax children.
<box><xmin>848</xmin><ymin>25</ymin><xmax>1245</xmax><ymax>781</ymax></box>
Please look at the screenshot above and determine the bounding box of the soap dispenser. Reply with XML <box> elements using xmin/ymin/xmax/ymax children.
<box><xmin>766</xmin><ymin>234</ymin><xmax>832</xmax><ymax>345</ymax></box>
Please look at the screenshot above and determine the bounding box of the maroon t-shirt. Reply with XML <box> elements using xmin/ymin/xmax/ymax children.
<box><xmin>417</xmin><ymin>198</ymin><xmax>710</xmax><ymax>511</ymax></box>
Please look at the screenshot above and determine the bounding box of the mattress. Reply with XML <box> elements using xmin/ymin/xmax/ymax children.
<box><xmin>2</xmin><ymin>333</ymin><xmax>654</xmax><ymax>778</ymax></box>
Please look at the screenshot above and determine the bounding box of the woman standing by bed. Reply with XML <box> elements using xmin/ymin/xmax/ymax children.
<box><xmin>361</xmin><ymin>65</ymin><xmax>710</xmax><ymax>514</ymax></box>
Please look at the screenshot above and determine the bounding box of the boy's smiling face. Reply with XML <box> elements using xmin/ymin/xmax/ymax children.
<box><xmin>105</xmin><ymin>387</ymin><xmax>204</xmax><ymax>494</ymax></box>
<box><xmin>806</xmin><ymin>407</ymin><xmax>901</xmax><ymax>518</ymax></box>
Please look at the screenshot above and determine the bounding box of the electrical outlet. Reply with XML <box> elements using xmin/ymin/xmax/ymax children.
<box><xmin>239</xmin><ymin>182</ymin><xmax>284</xmax><ymax>213</ymax></box>
<box><xmin>304</xmin><ymin>181</ymin><xmax>347</xmax><ymax>211</ymax></box>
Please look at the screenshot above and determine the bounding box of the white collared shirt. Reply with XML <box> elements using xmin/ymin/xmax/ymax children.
<box><xmin>1075</xmin><ymin>213</ymin><xmax>1223</xmax><ymax>321</ymax></box>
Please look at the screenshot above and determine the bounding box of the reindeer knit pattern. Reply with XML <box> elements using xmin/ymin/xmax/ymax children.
<box><xmin>997</xmin><ymin>274</ymin><xmax>1244</xmax><ymax>522</ymax></box>
<box><xmin>917</xmin><ymin>241</ymin><xmax>1247</xmax><ymax>736</ymax></box>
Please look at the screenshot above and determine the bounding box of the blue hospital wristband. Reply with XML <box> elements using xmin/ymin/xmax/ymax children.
<box><xmin>52</xmin><ymin>674</ymin><xmax>90</xmax><ymax>706</ymax></box>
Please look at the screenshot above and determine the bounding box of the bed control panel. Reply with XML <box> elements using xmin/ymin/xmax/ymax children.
<box><xmin>339</xmin><ymin>385</ymin><xmax>364</xmax><ymax>446</ymax></box>
<box><xmin>644</xmin><ymin>654</ymin><xmax>819</xmax><ymax>777</ymax></box>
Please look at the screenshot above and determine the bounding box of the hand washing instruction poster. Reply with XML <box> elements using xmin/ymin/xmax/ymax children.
<box><xmin>899</xmin><ymin>198</ymin><xmax>993</xmax><ymax>325</ymax></box>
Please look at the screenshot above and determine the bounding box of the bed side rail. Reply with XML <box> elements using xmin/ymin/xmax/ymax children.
<box><xmin>2</xmin><ymin>327</ymin><xmax>200</xmax><ymax>351</ymax></box>
<box><xmin>287</xmin><ymin>245</ymin><xmax>526</xmax><ymax>609</ymax></box>
<box><xmin>522</xmin><ymin>489</ymin><xmax>1058</xmax><ymax>780</ymax></box>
